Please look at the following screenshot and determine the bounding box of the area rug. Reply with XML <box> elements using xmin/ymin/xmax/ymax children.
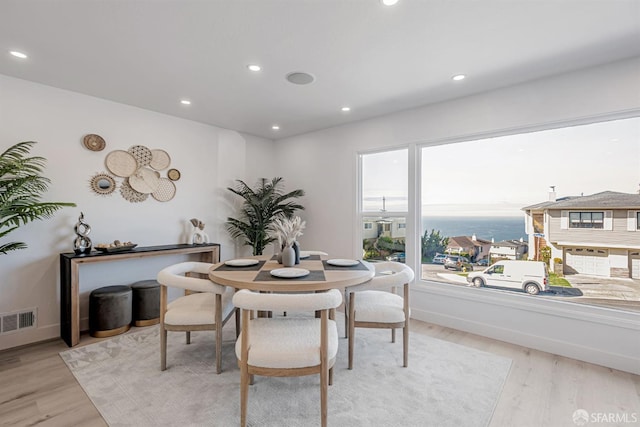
<box><xmin>60</xmin><ymin>322</ymin><xmax>511</xmax><ymax>427</ymax></box>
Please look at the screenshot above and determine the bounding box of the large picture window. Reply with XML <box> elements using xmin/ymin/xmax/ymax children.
<box><xmin>417</xmin><ymin>116</ymin><xmax>640</xmax><ymax>310</ymax></box>
<box><xmin>358</xmin><ymin>116</ymin><xmax>640</xmax><ymax>312</ymax></box>
<box><xmin>360</xmin><ymin>148</ymin><xmax>408</xmax><ymax>263</ymax></box>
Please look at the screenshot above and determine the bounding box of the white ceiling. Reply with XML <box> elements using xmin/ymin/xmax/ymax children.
<box><xmin>1</xmin><ymin>0</ymin><xmax>639</xmax><ymax>139</ymax></box>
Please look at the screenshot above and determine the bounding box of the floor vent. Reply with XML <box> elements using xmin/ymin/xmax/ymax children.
<box><xmin>1</xmin><ymin>308</ymin><xmax>37</xmax><ymax>334</ymax></box>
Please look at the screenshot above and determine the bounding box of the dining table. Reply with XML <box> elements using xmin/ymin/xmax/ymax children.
<box><xmin>208</xmin><ymin>253</ymin><xmax>374</xmax><ymax>292</ymax></box>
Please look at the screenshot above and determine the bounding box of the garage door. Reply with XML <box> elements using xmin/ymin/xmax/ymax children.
<box><xmin>565</xmin><ymin>248</ymin><xmax>609</xmax><ymax>276</ymax></box>
<box><xmin>631</xmin><ymin>252</ymin><xmax>640</xmax><ymax>279</ymax></box>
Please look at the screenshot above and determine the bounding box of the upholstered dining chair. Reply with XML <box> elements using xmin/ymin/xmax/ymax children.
<box><xmin>233</xmin><ymin>288</ymin><xmax>343</xmax><ymax>427</ymax></box>
<box><xmin>346</xmin><ymin>261</ymin><xmax>414</xmax><ymax>369</ymax></box>
<box><xmin>156</xmin><ymin>261</ymin><xmax>238</xmax><ymax>374</ymax></box>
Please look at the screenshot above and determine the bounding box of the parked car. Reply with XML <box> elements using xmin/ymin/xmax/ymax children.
<box><xmin>475</xmin><ymin>258</ymin><xmax>489</xmax><ymax>266</ymax></box>
<box><xmin>386</xmin><ymin>252</ymin><xmax>406</xmax><ymax>263</ymax></box>
<box><xmin>433</xmin><ymin>254</ymin><xmax>447</xmax><ymax>264</ymax></box>
<box><xmin>444</xmin><ymin>255</ymin><xmax>473</xmax><ymax>271</ymax></box>
<box><xmin>466</xmin><ymin>260</ymin><xmax>549</xmax><ymax>295</ymax></box>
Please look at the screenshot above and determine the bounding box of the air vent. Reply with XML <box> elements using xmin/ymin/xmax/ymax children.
<box><xmin>1</xmin><ymin>308</ymin><xmax>37</xmax><ymax>334</ymax></box>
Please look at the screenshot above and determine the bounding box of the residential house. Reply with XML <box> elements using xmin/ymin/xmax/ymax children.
<box><xmin>363</xmin><ymin>217</ymin><xmax>406</xmax><ymax>240</ymax></box>
<box><xmin>489</xmin><ymin>239</ymin><xmax>528</xmax><ymax>261</ymax></box>
<box><xmin>523</xmin><ymin>190</ymin><xmax>640</xmax><ymax>278</ymax></box>
<box><xmin>445</xmin><ymin>235</ymin><xmax>492</xmax><ymax>262</ymax></box>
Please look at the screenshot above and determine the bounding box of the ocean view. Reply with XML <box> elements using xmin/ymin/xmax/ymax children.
<box><xmin>422</xmin><ymin>216</ymin><xmax>526</xmax><ymax>243</ymax></box>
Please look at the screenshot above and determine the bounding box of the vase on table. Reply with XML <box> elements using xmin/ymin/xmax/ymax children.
<box><xmin>293</xmin><ymin>241</ymin><xmax>300</xmax><ymax>264</ymax></box>
<box><xmin>282</xmin><ymin>245</ymin><xmax>296</xmax><ymax>267</ymax></box>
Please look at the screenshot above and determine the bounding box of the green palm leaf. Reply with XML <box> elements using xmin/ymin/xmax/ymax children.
<box><xmin>1</xmin><ymin>141</ymin><xmax>76</xmax><ymax>254</ymax></box>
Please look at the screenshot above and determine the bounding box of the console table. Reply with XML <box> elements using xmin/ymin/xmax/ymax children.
<box><xmin>59</xmin><ymin>243</ymin><xmax>220</xmax><ymax>347</ymax></box>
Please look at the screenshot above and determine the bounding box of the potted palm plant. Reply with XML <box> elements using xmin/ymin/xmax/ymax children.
<box><xmin>1</xmin><ymin>141</ymin><xmax>76</xmax><ymax>255</ymax></box>
<box><xmin>226</xmin><ymin>177</ymin><xmax>304</xmax><ymax>255</ymax></box>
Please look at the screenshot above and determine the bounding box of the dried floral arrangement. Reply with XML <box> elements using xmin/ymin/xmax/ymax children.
<box><xmin>271</xmin><ymin>215</ymin><xmax>306</xmax><ymax>248</ymax></box>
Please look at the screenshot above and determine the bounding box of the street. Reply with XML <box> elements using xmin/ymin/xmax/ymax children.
<box><xmin>420</xmin><ymin>262</ymin><xmax>640</xmax><ymax>312</ymax></box>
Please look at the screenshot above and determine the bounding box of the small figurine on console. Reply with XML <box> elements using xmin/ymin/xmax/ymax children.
<box><xmin>73</xmin><ymin>211</ymin><xmax>92</xmax><ymax>254</ymax></box>
<box><xmin>189</xmin><ymin>218</ymin><xmax>209</xmax><ymax>244</ymax></box>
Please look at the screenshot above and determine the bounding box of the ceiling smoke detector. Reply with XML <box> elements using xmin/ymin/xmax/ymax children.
<box><xmin>286</xmin><ymin>72</ymin><xmax>315</xmax><ymax>85</ymax></box>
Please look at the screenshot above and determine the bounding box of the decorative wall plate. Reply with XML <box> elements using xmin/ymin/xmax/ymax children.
<box><xmin>83</xmin><ymin>134</ymin><xmax>106</xmax><ymax>151</ymax></box>
<box><xmin>89</xmin><ymin>172</ymin><xmax>116</xmax><ymax>196</ymax></box>
<box><xmin>129</xmin><ymin>167</ymin><xmax>160</xmax><ymax>194</ymax></box>
<box><xmin>150</xmin><ymin>149</ymin><xmax>171</xmax><ymax>170</ymax></box>
<box><xmin>120</xmin><ymin>179</ymin><xmax>149</xmax><ymax>203</ymax></box>
<box><xmin>105</xmin><ymin>150</ymin><xmax>138</xmax><ymax>177</ymax></box>
<box><xmin>128</xmin><ymin>145</ymin><xmax>153</xmax><ymax>167</ymax></box>
<box><xmin>167</xmin><ymin>168</ymin><xmax>181</xmax><ymax>181</ymax></box>
<box><xmin>152</xmin><ymin>178</ymin><xmax>176</xmax><ymax>202</ymax></box>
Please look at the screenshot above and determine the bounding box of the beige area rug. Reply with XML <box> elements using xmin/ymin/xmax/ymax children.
<box><xmin>60</xmin><ymin>321</ymin><xmax>511</xmax><ymax>427</ymax></box>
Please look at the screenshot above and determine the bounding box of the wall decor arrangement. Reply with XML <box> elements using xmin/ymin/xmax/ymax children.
<box><xmin>89</xmin><ymin>172</ymin><xmax>117</xmax><ymax>196</ymax></box>
<box><xmin>83</xmin><ymin>134</ymin><xmax>178</xmax><ymax>203</ymax></box>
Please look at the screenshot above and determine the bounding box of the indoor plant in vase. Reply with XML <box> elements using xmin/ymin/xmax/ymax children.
<box><xmin>225</xmin><ymin>177</ymin><xmax>304</xmax><ymax>256</ymax></box>
<box><xmin>272</xmin><ymin>215</ymin><xmax>306</xmax><ymax>267</ymax></box>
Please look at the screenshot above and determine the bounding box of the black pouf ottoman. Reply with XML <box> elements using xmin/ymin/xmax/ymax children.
<box><xmin>131</xmin><ymin>280</ymin><xmax>160</xmax><ymax>327</ymax></box>
<box><xmin>89</xmin><ymin>285</ymin><xmax>132</xmax><ymax>338</ymax></box>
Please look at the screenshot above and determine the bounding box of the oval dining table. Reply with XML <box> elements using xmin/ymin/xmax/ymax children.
<box><xmin>208</xmin><ymin>254</ymin><xmax>374</xmax><ymax>292</ymax></box>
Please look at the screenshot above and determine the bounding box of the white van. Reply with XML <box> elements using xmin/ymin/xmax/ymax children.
<box><xmin>466</xmin><ymin>260</ymin><xmax>549</xmax><ymax>295</ymax></box>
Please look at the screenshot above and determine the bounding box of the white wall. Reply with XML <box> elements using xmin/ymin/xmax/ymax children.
<box><xmin>273</xmin><ymin>57</ymin><xmax>640</xmax><ymax>374</ymax></box>
<box><xmin>0</xmin><ymin>75</ymin><xmax>275</xmax><ymax>350</ymax></box>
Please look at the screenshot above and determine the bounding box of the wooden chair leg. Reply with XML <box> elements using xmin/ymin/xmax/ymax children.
<box><xmin>403</xmin><ymin>324</ymin><xmax>409</xmax><ymax>367</ymax></box>
<box><xmin>348</xmin><ymin>293</ymin><xmax>355</xmax><ymax>370</ymax></box>
<box><xmin>343</xmin><ymin>289</ymin><xmax>349</xmax><ymax>338</ymax></box>
<box><xmin>186</xmin><ymin>331</ymin><xmax>191</xmax><ymax>345</ymax></box>
<box><xmin>235</xmin><ymin>308</ymin><xmax>240</xmax><ymax>338</ymax></box>
<box><xmin>160</xmin><ymin>326</ymin><xmax>167</xmax><ymax>371</ymax></box>
<box><xmin>391</xmin><ymin>328</ymin><xmax>396</xmax><ymax>343</ymax></box>
<box><xmin>160</xmin><ymin>285</ymin><xmax>167</xmax><ymax>371</ymax></box>
<box><xmin>215</xmin><ymin>295</ymin><xmax>223</xmax><ymax>374</ymax></box>
<box><xmin>321</xmin><ymin>367</ymin><xmax>328</xmax><ymax>427</ymax></box>
<box><xmin>320</xmin><ymin>309</ymin><xmax>328</xmax><ymax>427</ymax></box>
<box><xmin>240</xmin><ymin>364</ymin><xmax>249</xmax><ymax>427</ymax></box>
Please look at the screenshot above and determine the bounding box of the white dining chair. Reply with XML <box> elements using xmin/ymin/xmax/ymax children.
<box><xmin>233</xmin><ymin>288</ymin><xmax>342</xmax><ymax>427</ymax></box>
<box><xmin>157</xmin><ymin>261</ymin><xmax>238</xmax><ymax>374</ymax></box>
<box><xmin>345</xmin><ymin>261</ymin><xmax>414</xmax><ymax>369</ymax></box>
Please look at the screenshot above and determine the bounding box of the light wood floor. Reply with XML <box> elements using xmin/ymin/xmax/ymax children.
<box><xmin>1</xmin><ymin>319</ymin><xmax>638</xmax><ymax>427</ymax></box>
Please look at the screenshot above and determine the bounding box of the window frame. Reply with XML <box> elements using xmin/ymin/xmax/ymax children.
<box><xmin>356</xmin><ymin>113</ymin><xmax>640</xmax><ymax>375</ymax></box>
<box><xmin>356</xmin><ymin>146</ymin><xmax>415</xmax><ymax>269</ymax></box>
<box><xmin>569</xmin><ymin>211</ymin><xmax>605</xmax><ymax>229</ymax></box>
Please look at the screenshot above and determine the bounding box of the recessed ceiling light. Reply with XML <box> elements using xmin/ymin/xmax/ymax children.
<box><xmin>180</xmin><ymin>100</ymin><xmax>191</xmax><ymax>105</ymax></box>
<box><xmin>452</xmin><ymin>74</ymin><xmax>466</xmax><ymax>81</ymax></box>
<box><xmin>10</xmin><ymin>51</ymin><xmax>27</xmax><ymax>59</ymax></box>
<box><xmin>381</xmin><ymin>0</ymin><xmax>399</xmax><ymax>5</ymax></box>
<box><xmin>272</xmin><ymin>125</ymin><xmax>280</xmax><ymax>130</ymax></box>
<box><xmin>247</xmin><ymin>64</ymin><xmax>261</xmax><ymax>72</ymax></box>
<box><xmin>341</xmin><ymin>107</ymin><xmax>351</xmax><ymax>112</ymax></box>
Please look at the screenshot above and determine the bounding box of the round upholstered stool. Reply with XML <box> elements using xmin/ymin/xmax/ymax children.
<box><xmin>131</xmin><ymin>279</ymin><xmax>160</xmax><ymax>327</ymax></box>
<box><xmin>89</xmin><ymin>285</ymin><xmax>132</xmax><ymax>338</ymax></box>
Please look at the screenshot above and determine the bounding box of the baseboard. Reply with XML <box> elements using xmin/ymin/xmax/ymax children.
<box><xmin>0</xmin><ymin>324</ymin><xmax>60</xmax><ymax>352</ymax></box>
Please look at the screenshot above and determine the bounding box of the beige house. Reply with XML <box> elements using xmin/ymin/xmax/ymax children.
<box><xmin>445</xmin><ymin>235</ymin><xmax>492</xmax><ymax>262</ymax></box>
<box><xmin>523</xmin><ymin>191</ymin><xmax>640</xmax><ymax>278</ymax></box>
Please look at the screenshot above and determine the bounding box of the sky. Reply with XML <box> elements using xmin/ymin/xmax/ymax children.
<box><xmin>363</xmin><ymin>116</ymin><xmax>640</xmax><ymax>216</ymax></box>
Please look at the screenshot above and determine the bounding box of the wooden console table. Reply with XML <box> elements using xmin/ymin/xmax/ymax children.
<box><xmin>59</xmin><ymin>243</ymin><xmax>220</xmax><ymax>347</ymax></box>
